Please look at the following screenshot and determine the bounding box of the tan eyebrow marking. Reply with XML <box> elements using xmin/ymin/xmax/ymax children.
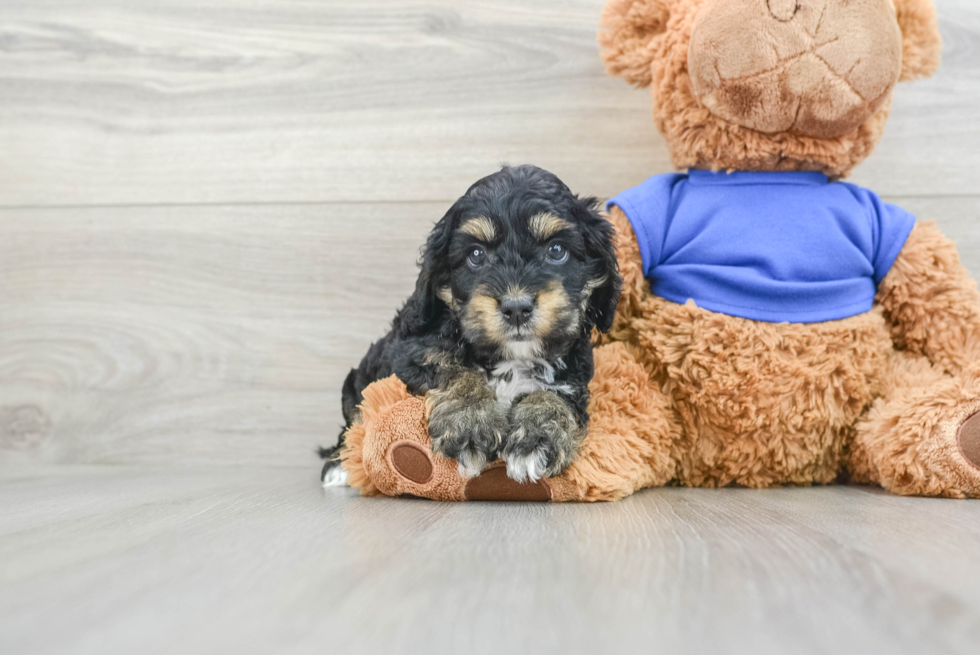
<box><xmin>528</xmin><ymin>213</ymin><xmax>573</xmax><ymax>241</ymax></box>
<box><xmin>458</xmin><ymin>216</ymin><xmax>497</xmax><ymax>242</ymax></box>
<box><xmin>437</xmin><ymin>286</ymin><xmax>457</xmax><ymax>310</ymax></box>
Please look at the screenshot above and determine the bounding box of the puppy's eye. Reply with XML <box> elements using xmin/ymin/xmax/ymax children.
<box><xmin>546</xmin><ymin>243</ymin><xmax>568</xmax><ymax>264</ymax></box>
<box><xmin>467</xmin><ymin>247</ymin><xmax>486</xmax><ymax>269</ymax></box>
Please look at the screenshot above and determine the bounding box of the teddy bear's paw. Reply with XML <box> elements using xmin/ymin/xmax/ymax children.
<box><xmin>957</xmin><ymin>411</ymin><xmax>980</xmax><ymax>473</ymax></box>
<box><xmin>382</xmin><ymin>440</ymin><xmax>434</xmax><ymax>486</ymax></box>
<box><xmin>501</xmin><ymin>391</ymin><xmax>581</xmax><ymax>483</ymax></box>
<box><xmin>930</xmin><ymin>403</ymin><xmax>980</xmax><ymax>498</ymax></box>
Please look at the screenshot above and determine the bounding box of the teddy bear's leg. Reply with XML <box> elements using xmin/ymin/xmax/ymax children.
<box><xmin>339</xmin><ymin>376</ymin><xmax>468</xmax><ymax>500</ymax></box>
<box><xmin>549</xmin><ymin>341</ymin><xmax>680</xmax><ymax>501</ymax></box>
<box><xmin>877</xmin><ymin>221</ymin><xmax>980</xmax><ymax>377</ymax></box>
<box><xmin>341</xmin><ymin>376</ymin><xmax>556</xmax><ymax>501</ymax></box>
<box><xmin>851</xmin><ymin>220</ymin><xmax>980</xmax><ymax>498</ymax></box>
<box><xmin>848</xmin><ymin>352</ymin><xmax>980</xmax><ymax>498</ymax></box>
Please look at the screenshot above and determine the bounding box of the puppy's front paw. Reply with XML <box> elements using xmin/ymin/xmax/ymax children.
<box><xmin>429</xmin><ymin>400</ymin><xmax>508</xmax><ymax>478</ymax></box>
<box><xmin>427</xmin><ymin>372</ymin><xmax>508</xmax><ymax>478</ymax></box>
<box><xmin>501</xmin><ymin>391</ymin><xmax>582</xmax><ymax>483</ymax></box>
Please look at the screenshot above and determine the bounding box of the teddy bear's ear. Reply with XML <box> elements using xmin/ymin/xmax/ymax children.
<box><xmin>598</xmin><ymin>0</ymin><xmax>672</xmax><ymax>88</ymax></box>
<box><xmin>893</xmin><ymin>0</ymin><xmax>942</xmax><ymax>81</ymax></box>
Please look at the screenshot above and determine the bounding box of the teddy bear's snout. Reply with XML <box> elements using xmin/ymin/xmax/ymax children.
<box><xmin>688</xmin><ymin>0</ymin><xmax>902</xmax><ymax>139</ymax></box>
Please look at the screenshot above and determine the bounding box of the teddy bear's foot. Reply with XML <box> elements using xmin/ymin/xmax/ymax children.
<box><xmin>334</xmin><ymin>374</ymin><xmax>459</xmax><ymax>499</ymax></box>
<box><xmin>387</xmin><ymin>440</ymin><xmax>435</xmax><ymax>485</ymax></box>
<box><xmin>386</xmin><ymin>445</ymin><xmax>553</xmax><ymax>500</ymax></box>
<box><xmin>340</xmin><ymin>375</ymin><xmax>555</xmax><ymax>501</ymax></box>
<box><xmin>957</xmin><ymin>411</ymin><xmax>980</xmax><ymax>473</ymax></box>
<box><xmin>357</xmin><ymin>392</ymin><xmax>469</xmax><ymax>501</ymax></box>
<box><xmin>850</xmin><ymin>357</ymin><xmax>980</xmax><ymax>498</ymax></box>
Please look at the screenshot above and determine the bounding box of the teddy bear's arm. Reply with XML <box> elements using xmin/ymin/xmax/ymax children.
<box><xmin>877</xmin><ymin>221</ymin><xmax>980</xmax><ymax>376</ymax></box>
<box><xmin>599</xmin><ymin>205</ymin><xmax>648</xmax><ymax>345</ymax></box>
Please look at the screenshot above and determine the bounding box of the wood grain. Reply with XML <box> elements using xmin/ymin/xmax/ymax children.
<box><xmin>0</xmin><ymin>202</ymin><xmax>437</xmax><ymax>467</ymax></box>
<box><xmin>2</xmin><ymin>467</ymin><xmax>980</xmax><ymax>655</ymax></box>
<box><xmin>0</xmin><ymin>0</ymin><xmax>978</xmax><ymax>206</ymax></box>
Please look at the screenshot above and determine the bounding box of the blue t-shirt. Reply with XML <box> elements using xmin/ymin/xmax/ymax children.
<box><xmin>607</xmin><ymin>171</ymin><xmax>916</xmax><ymax>323</ymax></box>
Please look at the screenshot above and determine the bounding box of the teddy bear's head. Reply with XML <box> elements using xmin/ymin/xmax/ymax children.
<box><xmin>599</xmin><ymin>0</ymin><xmax>941</xmax><ymax>177</ymax></box>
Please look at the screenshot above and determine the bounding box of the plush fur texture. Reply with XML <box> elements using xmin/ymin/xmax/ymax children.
<box><xmin>894</xmin><ymin>0</ymin><xmax>943</xmax><ymax>81</ymax></box>
<box><xmin>876</xmin><ymin>221</ymin><xmax>980</xmax><ymax>375</ymax></box>
<box><xmin>328</xmin><ymin>0</ymin><xmax>980</xmax><ymax>502</ymax></box>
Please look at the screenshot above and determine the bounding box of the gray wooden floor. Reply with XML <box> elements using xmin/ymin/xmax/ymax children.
<box><xmin>2</xmin><ymin>1</ymin><xmax>980</xmax><ymax>653</ymax></box>
<box><xmin>4</xmin><ymin>468</ymin><xmax>980</xmax><ymax>655</ymax></box>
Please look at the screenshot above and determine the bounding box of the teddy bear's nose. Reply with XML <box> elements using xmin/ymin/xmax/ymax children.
<box><xmin>767</xmin><ymin>0</ymin><xmax>800</xmax><ymax>22</ymax></box>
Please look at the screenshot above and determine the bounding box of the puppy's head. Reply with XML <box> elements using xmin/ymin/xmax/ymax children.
<box><xmin>413</xmin><ymin>165</ymin><xmax>620</xmax><ymax>360</ymax></box>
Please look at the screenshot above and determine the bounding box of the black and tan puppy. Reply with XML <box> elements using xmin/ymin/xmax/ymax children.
<box><xmin>321</xmin><ymin>165</ymin><xmax>621</xmax><ymax>486</ymax></box>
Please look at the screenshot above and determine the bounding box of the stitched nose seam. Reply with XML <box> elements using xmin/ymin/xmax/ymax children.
<box><xmin>767</xmin><ymin>0</ymin><xmax>800</xmax><ymax>22</ymax></box>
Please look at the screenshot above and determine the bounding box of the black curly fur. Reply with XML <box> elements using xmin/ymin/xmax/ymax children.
<box><xmin>320</xmin><ymin>165</ymin><xmax>621</xmax><ymax>482</ymax></box>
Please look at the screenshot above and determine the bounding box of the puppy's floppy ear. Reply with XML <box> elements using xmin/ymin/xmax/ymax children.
<box><xmin>598</xmin><ymin>0</ymin><xmax>672</xmax><ymax>88</ymax></box>
<box><xmin>410</xmin><ymin>204</ymin><xmax>459</xmax><ymax>332</ymax></box>
<box><xmin>893</xmin><ymin>0</ymin><xmax>942</xmax><ymax>81</ymax></box>
<box><xmin>573</xmin><ymin>197</ymin><xmax>621</xmax><ymax>333</ymax></box>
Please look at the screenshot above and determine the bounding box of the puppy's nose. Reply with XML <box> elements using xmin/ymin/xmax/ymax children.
<box><xmin>500</xmin><ymin>298</ymin><xmax>534</xmax><ymax>328</ymax></box>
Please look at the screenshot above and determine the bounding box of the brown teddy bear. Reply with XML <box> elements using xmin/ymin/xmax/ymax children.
<box><xmin>333</xmin><ymin>0</ymin><xmax>980</xmax><ymax>501</ymax></box>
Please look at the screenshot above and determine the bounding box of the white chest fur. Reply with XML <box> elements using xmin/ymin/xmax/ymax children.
<box><xmin>487</xmin><ymin>358</ymin><xmax>572</xmax><ymax>410</ymax></box>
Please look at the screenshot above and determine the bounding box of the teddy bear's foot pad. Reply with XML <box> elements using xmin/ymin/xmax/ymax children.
<box><xmin>958</xmin><ymin>411</ymin><xmax>980</xmax><ymax>471</ymax></box>
<box><xmin>464</xmin><ymin>463</ymin><xmax>552</xmax><ymax>501</ymax></box>
<box><xmin>390</xmin><ymin>441</ymin><xmax>434</xmax><ymax>484</ymax></box>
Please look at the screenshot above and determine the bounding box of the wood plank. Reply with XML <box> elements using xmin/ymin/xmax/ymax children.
<box><xmin>0</xmin><ymin>202</ymin><xmax>437</xmax><ymax>468</ymax></box>
<box><xmin>894</xmin><ymin>195</ymin><xmax>980</xmax><ymax>259</ymax></box>
<box><xmin>1</xmin><ymin>197</ymin><xmax>978</xmax><ymax>468</ymax></box>
<box><xmin>2</xmin><ymin>468</ymin><xmax>980</xmax><ymax>655</ymax></box>
<box><xmin>1</xmin><ymin>1</ymin><xmax>978</xmax><ymax>207</ymax></box>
